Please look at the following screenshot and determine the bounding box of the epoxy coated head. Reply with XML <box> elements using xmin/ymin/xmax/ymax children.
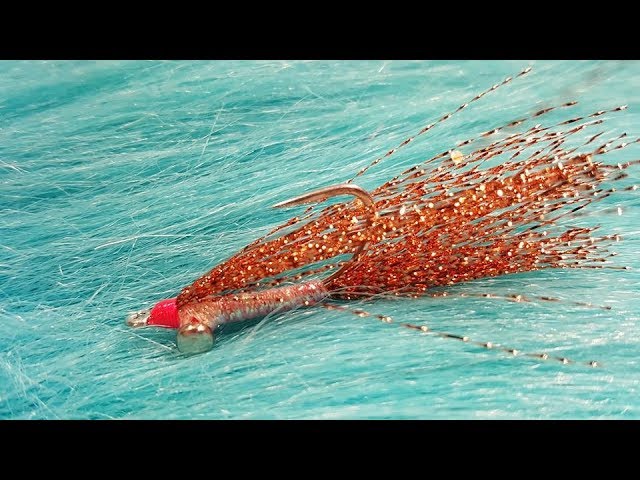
<box><xmin>126</xmin><ymin>298</ymin><xmax>179</xmax><ymax>329</ymax></box>
<box><xmin>147</xmin><ymin>298</ymin><xmax>179</xmax><ymax>328</ymax></box>
<box><xmin>177</xmin><ymin>323</ymin><xmax>215</xmax><ymax>354</ymax></box>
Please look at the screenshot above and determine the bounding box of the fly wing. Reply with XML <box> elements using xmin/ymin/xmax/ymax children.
<box><xmin>327</xmin><ymin>107</ymin><xmax>637</xmax><ymax>298</ymax></box>
<box><xmin>177</xmin><ymin>103</ymin><xmax>637</xmax><ymax>307</ymax></box>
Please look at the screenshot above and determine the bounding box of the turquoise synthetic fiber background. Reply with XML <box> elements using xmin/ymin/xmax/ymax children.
<box><xmin>1</xmin><ymin>60</ymin><xmax>639</xmax><ymax>419</ymax></box>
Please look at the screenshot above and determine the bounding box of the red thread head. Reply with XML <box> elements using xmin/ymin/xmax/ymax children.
<box><xmin>147</xmin><ymin>298</ymin><xmax>179</xmax><ymax>329</ymax></box>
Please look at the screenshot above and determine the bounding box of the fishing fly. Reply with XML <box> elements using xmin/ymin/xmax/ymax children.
<box><xmin>126</xmin><ymin>67</ymin><xmax>638</xmax><ymax>365</ymax></box>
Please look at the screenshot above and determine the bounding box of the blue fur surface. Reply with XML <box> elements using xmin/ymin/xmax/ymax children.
<box><xmin>1</xmin><ymin>60</ymin><xmax>639</xmax><ymax>419</ymax></box>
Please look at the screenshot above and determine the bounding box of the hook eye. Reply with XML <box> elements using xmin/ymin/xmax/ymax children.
<box><xmin>126</xmin><ymin>308</ymin><xmax>151</xmax><ymax>328</ymax></box>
